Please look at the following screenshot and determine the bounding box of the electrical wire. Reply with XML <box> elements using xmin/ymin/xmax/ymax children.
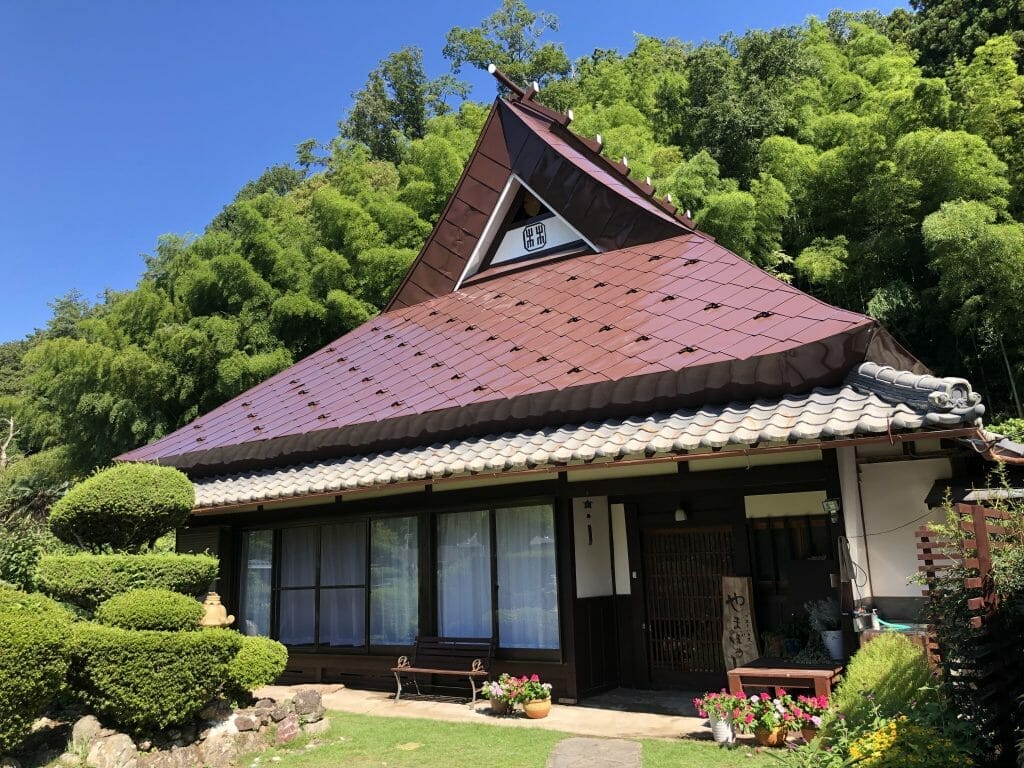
<box><xmin>845</xmin><ymin>507</ymin><xmax>936</xmax><ymax>539</ymax></box>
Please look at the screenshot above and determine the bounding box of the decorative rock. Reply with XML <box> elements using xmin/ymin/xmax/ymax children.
<box><xmin>292</xmin><ymin>690</ymin><xmax>322</xmax><ymax>717</ymax></box>
<box><xmin>234</xmin><ymin>715</ymin><xmax>258</xmax><ymax>732</ymax></box>
<box><xmin>269</xmin><ymin>706</ymin><xmax>289</xmax><ymax>723</ymax></box>
<box><xmin>199</xmin><ymin>699</ymin><xmax>233</xmax><ymax>722</ymax></box>
<box><xmin>0</xmin><ymin>757</ymin><xmax>22</xmax><ymax>768</ymax></box>
<box><xmin>255</xmin><ymin>698</ymin><xmax>275</xmax><ymax>709</ymax></box>
<box><xmin>301</xmin><ymin>718</ymin><xmax>330</xmax><ymax>737</ymax></box>
<box><xmin>87</xmin><ymin>733</ymin><xmax>138</xmax><ymax>768</ymax></box>
<box><xmin>275</xmin><ymin>714</ymin><xmax>299</xmax><ymax>745</ymax></box>
<box><xmin>253</xmin><ymin>708</ymin><xmax>271</xmax><ymax>725</ymax></box>
<box><xmin>72</xmin><ymin>715</ymin><xmax>103</xmax><ymax>749</ymax></box>
<box><xmin>197</xmin><ymin>732</ymin><xmax>238</xmax><ymax>768</ymax></box>
<box><xmin>137</xmin><ymin>740</ymin><xmax>152</xmax><ymax>752</ymax></box>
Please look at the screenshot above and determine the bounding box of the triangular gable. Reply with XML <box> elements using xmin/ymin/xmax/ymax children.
<box><xmin>386</xmin><ymin>88</ymin><xmax>694</xmax><ymax>310</ymax></box>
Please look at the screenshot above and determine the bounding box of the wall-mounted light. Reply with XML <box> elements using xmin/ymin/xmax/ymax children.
<box><xmin>822</xmin><ymin>498</ymin><xmax>841</xmax><ymax>524</ymax></box>
<box><xmin>674</xmin><ymin>506</ymin><xmax>688</xmax><ymax>522</ymax></box>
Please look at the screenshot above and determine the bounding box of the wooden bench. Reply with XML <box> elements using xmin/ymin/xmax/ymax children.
<box><xmin>391</xmin><ymin>636</ymin><xmax>494</xmax><ymax>704</ymax></box>
<box><xmin>727</xmin><ymin>659</ymin><xmax>843</xmax><ymax>699</ymax></box>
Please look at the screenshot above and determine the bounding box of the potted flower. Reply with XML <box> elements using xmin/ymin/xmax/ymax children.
<box><xmin>735</xmin><ymin>690</ymin><xmax>800</xmax><ymax>747</ymax></box>
<box><xmin>804</xmin><ymin>598</ymin><xmax>843</xmax><ymax>660</ymax></box>
<box><xmin>481</xmin><ymin>673</ymin><xmax>521</xmax><ymax>715</ymax></box>
<box><xmin>519</xmin><ymin>674</ymin><xmax>553</xmax><ymax>719</ymax></box>
<box><xmin>693</xmin><ymin>689</ymin><xmax>744</xmax><ymax>743</ymax></box>
<box><xmin>792</xmin><ymin>694</ymin><xmax>829</xmax><ymax>742</ymax></box>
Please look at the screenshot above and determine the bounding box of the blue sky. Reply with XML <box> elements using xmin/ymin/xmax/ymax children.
<box><xmin>0</xmin><ymin>1</ymin><xmax>905</xmax><ymax>342</ymax></box>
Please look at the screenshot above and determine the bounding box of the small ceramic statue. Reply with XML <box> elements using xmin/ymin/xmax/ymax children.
<box><xmin>199</xmin><ymin>592</ymin><xmax>236</xmax><ymax>628</ymax></box>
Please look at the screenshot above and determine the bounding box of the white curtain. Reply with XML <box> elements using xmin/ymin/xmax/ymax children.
<box><xmin>279</xmin><ymin>527</ymin><xmax>317</xmax><ymax>645</ymax></box>
<box><xmin>438</xmin><ymin>510</ymin><xmax>492</xmax><ymax>638</ymax></box>
<box><xmin>496</xmin><ymin>505</ymin><xmax>559</xmax><ymax>649</ymax></box>
<box><xmin>238</xmin><ymin>530</ymin><xmax>273</xmax><ymax>636</ymax></box>
<box><xmin>370</xmin><ymin>516</ymin><xmax>418</xmax><ymax>645</ymax></box>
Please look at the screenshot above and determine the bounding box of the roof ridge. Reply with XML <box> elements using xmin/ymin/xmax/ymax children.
<box><xmin>491</xmin><ymin>65</ymin><xmax>698</xmax><ymax>230</ymax></box>
<box><xmin>847</xmin><ymin>362</ymin><xmax>984</xmax><ymax>419</ymax></box>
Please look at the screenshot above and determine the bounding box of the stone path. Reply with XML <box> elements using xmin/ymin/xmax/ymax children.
<box><xmin>546</xmin><ymin>737</ymin><xmax>641</xmax><ymax>768</ymax></box>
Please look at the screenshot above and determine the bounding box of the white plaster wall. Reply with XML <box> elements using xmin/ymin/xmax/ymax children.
<box><xmin>572</xmin><ymin>496</ymin><xmax>614</xmax><ymax>598</ymax></box>
<box><xmin>857</xmin><ymin>457</ymin><xmax>952</xmax><ymax>598</ymax></box>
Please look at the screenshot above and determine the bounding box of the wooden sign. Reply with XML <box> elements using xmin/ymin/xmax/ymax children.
<box><xmin>721</xmin><ymin>576</ymin><xmax>759</xmax><ymax>669</ymax></box>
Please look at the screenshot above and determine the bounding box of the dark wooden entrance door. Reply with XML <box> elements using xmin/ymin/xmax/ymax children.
<box><xmin>641</xmin><ymin>526</ymin><xmax>735</xmax><ymax>687</ymax></box>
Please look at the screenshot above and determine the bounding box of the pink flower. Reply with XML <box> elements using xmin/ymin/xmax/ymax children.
<box><xmin>777</xmin><ymin>688</ymin><xmax>787</xmax><ymax>696</ymax></box>
<box><xmin>530</xmin><ymin>674</ymin><xmax>540</xmax><ymax>682</ymax></box>
<box><xmin>745</xmin><ymin>713</ymin><xmax>754</xmax><ymax>724</ymax></box>
<box><xmin>760</xmin><ymin>693</ymin><xmax>770</xmax><ymax>701</ymax></box>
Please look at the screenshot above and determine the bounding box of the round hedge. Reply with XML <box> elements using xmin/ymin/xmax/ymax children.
<box><xmin>227</xmin><ymin>635</ymin><xmax>289</xmax><ymax>697</ymax></box>
<box><xmin>0</xmin><ymin>587</ymin><xmax>72</xmax><ymax>752</ymax></box>
<box><xmin>95</xmin><ymin>588</ymin><xmax>204</xmax><ymax>631</ymax></box>
<box><xmin>49</xmin><ymin>463</ymin><xmax>194</xmax><ymax>551</ymax></box>
<box><xmin>69</xmin><ymin>623</ymin><xmax>242</xmax><ymax>733</ymax></box>
<box><xmin>35</xmin><ymin>552</ymin><xmax>219</xmax><ymax>610</ymax></box>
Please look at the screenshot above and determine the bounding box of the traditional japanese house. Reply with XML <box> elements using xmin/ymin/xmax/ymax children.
<box><xmin>120</xmin><ymin>72</ymin><xmax>995</xmax><ymax>699</ymax></box>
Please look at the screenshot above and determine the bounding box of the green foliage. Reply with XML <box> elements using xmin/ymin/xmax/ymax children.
<box><xmin>908</xmin><ymin>0</ymin><xmax>1024</xmax><ymax>76</ymax></box>
<box><xmin>69</xmin><ymin>623</ymin><xmax>241</xmax><ymax>733</ymax></box>
<box><xmin>830</xmin><ymin>633</ymin><xmax>935</xmax><ymax>731</ymax></box>
<box><xmin>343</xmin><ymin>47</ymin><xmax>468</xmax><ymax>163</ymax></box>
<box><xmin>49</xmin><ymin>464</ymin><xmax>194</xmax><ymax>552</ymax></box>
<box><xmin>0</xmin><ymin>586</ymin><xmax>72</xmax><ymax>753</ymax></box>
<box><xmin>443</xmin><ymin>0</ymin><xmax>571</xmax><ymax>91</ymax></box>
<box><xmin>94</xmin><ymin>588</ymin><xmax>204</xmax><ymax>631</ymax></box>
<box><xmin>990</xmin><ymin>418</ymin><xmax>1024</xmax><ymax>442</ymax></box>
<box><xmin>35</xmin><ymin>552</ymin><xmax>218</xmax><ymax>610</ymax></box>
<box><xmin>0</xmin><ymin>515</ymin><xmax>67</xmax><ymax>590</ymax></box>
<box><xmin>227</xmin><ymin>635</ymin><xmax>289</xmax><ymax>698</ymax></box>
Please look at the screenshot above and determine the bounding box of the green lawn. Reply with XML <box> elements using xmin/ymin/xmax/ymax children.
<box><xmin>249</xmin><ymin>711</ymin><xmax>771</xmax><ymax>768</ymax></box>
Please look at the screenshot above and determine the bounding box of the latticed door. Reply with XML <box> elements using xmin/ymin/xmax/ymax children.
<box><xmin>641</xmin><ymin>527</ymin><xmax>735</xmax><ymax>684</ymax></box>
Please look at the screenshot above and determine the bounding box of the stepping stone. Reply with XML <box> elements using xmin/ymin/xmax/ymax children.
<box><xmin>546</xmin><ymin>737</ymin><xmax>641</xmax><ymax>768</ymax></box>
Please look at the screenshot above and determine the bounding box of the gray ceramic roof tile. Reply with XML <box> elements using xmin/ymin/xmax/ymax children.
<box><xmin>191</xmin><ymin>366</ymin><xmax>985</xmax><ymax>509</ymax></box>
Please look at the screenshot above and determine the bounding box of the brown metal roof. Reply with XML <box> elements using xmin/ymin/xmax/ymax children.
<box><xmin>386</xmin><ymin>95</ymin><xmax>693</xmax><ymax>311</ymax></box>
<box><xmin>120</xmin><ymin>233</ymin><xmax>922</xmax><ymax>474</ymax></box>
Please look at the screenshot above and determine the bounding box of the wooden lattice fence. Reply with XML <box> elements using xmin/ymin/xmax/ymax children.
<box><xmin>917</xmin><ymin>503</ymin><xmax>1022</xmax><ymax>763</ymax></box>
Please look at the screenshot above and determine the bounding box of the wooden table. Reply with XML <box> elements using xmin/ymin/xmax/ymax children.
<box><xmin>727</xmin><ymin>659</ymin><xmax>842</xmax><ymax>698</ymax></box>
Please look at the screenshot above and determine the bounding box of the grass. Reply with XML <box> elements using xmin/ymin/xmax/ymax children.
<box><xmin>245</xmin><ymin>711</ymin><xmax>772</xmax><ymax>768</ymax></box>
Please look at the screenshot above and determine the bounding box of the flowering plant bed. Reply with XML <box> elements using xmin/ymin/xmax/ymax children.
<box><xmin>693</xmin><ymin>690</ymin><xmax>744</xmax><ymax>721</ymax></box>
<box><xmin>480</xmin><ymin>673</ymin><xmax>551</xmax><ymax>706</ymax></box>
<box><xmin>792</xmin><ymin>693</ymin><xmax>828</xmax><ymax>730</ymax></box>
<box><xmin>734</xmin><ymin>690</ymin><xmax>800</xmax><ymax>734</ymax></box>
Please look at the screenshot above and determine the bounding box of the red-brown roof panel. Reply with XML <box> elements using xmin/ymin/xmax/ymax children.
<box><xmin>120</xmin><ymin>233</ymin><xmax>924</xmax><ymax>474</ymax></box>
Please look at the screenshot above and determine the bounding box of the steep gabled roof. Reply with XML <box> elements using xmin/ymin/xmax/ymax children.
<box><xmin>120</xmin><ymin>233</ymin><xmax>922</xmax><ymax>475</ymax></box>
<box><xmin>386</xmin><ymin>90</ymin><xmax>694</xmax><ymax>310</ymax></box>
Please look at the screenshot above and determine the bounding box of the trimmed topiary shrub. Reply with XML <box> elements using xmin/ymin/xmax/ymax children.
<box><xmin>35</xmin><ymin>552</ymin><xmax>218</xmax><ymax>610</ymax></box>
<box><xmin>95</xmin><ymin>588</ymin><xmax>204</xmax><ymax>631</ymax></box>
<box><xmin>831</xmin><ymin>632</ymin><xmax>936</xmax><ymax>730</ymax></box>
<box><xmin>69</xmin><ymin>623</ymin><xmax>242</xmax><ymax>733</ymax></box>
<box><xmin>49</xmin><ymin>463</ymin><xmax>194</xmax><ymax>552</ymax></box>
<box><xmin>227</xmin><ymin>635</ymin><xmax>289</xmax><ymax>699</ymax></box>
<box><xmin>0</xmin><ymin>587</ymin><xmax>72</xmax><ymax>753</ymax></box>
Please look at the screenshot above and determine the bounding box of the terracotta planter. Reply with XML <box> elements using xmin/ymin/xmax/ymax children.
<box><xmin>489</xmin><ymin>698</ymin><xmax>512</xmax><ymax>716</ymax></box>
<box><xmin>801</xmin><ymin>726</ymin><xmax>819</xmax><ymax>742</ymax></box>
<box><xmin>523</xmin><ymin>698</ymin><xmax>552</xmax><ymax>719</ymax></box>
<box><xmin>753</xmin><ymin>726</ymin><xmax>788</xmax><ymax>747</ymax></box>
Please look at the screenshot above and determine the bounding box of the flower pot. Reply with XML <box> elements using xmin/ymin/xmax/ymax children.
<box><xmin>709</xmin><ymin>715</ymin><xmax>734</xmax><ymax>743</ymax></box>
<box><xmin>489</xmin><ymin>698</ymin><xmax>512</xmax><ymax>716</ymax></box>
<box><xmin>753</xmin><ymin>726</ymin><xmax>788</xmax><ymax>747</ymax></box>
<box><xmin>523</xmin><ymin>698</ymin><xmax>552</xmax><ymax>719</ymax></box>
<box><xmin>801</xmin><ymin>726</ymin><xmax>819</xmax><ymax>742</ymax></box>
<box><xmin>821</xmin><ymin>630</ymin><xmax>844</xmax><ymax>661</ymax></box>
